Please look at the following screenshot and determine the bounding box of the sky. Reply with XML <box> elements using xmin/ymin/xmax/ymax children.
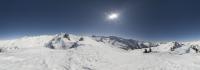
<box><xmin>0</xmin><ymin>0</ymin><xmax>200</xmax><ymax>41</ymax></box>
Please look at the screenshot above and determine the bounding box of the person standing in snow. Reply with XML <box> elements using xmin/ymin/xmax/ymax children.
<box><xmin>144</xmin><ymin>49</ymin><xmax>148</xmax><ymax>53</ymax></box>
<box><xmin>149</xmin><ymin>48</ymin><xmax>152</xmax><ymax>52</ymax></box>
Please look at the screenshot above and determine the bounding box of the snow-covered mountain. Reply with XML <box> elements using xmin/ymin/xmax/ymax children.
<box><xmin>0</xmin><ymin>33</ymin><xmax>200</xmax><ymax>70</ymax></box>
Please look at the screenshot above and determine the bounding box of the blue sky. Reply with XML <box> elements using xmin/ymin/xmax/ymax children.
<box><xmin>0</xmin><ymin>0</ymin><xmax>200</xmax><ymax>41</ymax></box>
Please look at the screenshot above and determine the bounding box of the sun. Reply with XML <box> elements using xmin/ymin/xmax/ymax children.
<box><xmin>107</xmin><ymin>13</ymin><xmax>119</xmax><ymax>20</ymax></box>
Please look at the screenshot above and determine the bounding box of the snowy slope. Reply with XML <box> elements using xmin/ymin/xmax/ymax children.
<box><xmin>0</xmin><ymin>33</ymin><xmax>200</xmax><ymax>70</ymax></box>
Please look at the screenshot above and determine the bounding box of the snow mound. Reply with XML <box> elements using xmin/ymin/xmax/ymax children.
<box><xmin>0</xmin><ymin>35</ymin><xmax>53</xmax><ymax>48</ymax></box>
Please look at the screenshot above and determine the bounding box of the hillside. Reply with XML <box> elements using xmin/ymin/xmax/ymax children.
<box><xmin>0</xmin><ymin>33</ymin><xmax>200</xmax><ymax>70</ymax></box>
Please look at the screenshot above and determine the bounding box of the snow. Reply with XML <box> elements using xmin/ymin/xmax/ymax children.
<box><xmin>0</xmin><ymin>33</ymin><xmax>200</xmax><ymax>70</ymax></box>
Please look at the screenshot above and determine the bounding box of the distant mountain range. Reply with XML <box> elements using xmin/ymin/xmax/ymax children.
<box><xmin>0</xmin><ymin>33</ymin><xmax>199</xmax><ymax>54</ymax></box>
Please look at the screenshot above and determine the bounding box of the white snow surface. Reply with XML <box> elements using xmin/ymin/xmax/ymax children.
<box><xmin>0</xmin><ymin>34</ymin><xmax>200</xmax><ymax>70</ymax></box>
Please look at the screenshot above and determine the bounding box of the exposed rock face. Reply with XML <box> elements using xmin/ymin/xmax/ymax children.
<box><xmin>91</xmin><ymin>36</ymin><xmax>158</xmax><ymax>50</ymax></box>
<box><xmin>170</xmin><ymin>42</ymin><xmax>183</xmax><ymax>51</ymax></box>
<box><xmin>45</xmin><ymin>33</ymin><xmax>75</xmax><ymax>49</ymax></box>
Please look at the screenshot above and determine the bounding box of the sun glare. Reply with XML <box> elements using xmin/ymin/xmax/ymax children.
<box><xmin>107</xmin><ymin>13</ymin><xmax>119</xmax><ymax>20</ymax></box>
